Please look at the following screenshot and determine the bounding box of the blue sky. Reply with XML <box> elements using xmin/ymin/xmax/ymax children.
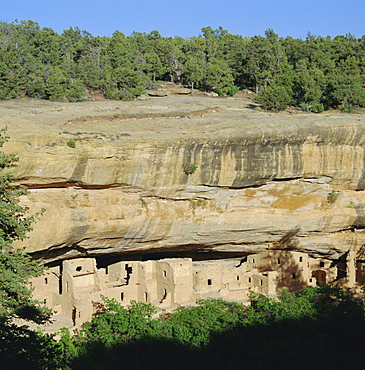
<box><xmin>1</xmin><ymin>0</ymin><xmax>364</xmax><ymax>39</ymax></box>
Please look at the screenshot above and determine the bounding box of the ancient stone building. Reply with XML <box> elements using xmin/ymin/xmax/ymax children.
<box><xmin>30</xmin><ymin>250</ymin><xmax>344</xmax><ymax>328</ymax></box>
<box><xmin>31</xmin><ymin>257</ymin><xmax>194</xmax><ymax>327</ymax></box>
<box><xmin>245</xmin><ymin>250</ymin><xmax>337</xmax><ymax>292</ymax></box>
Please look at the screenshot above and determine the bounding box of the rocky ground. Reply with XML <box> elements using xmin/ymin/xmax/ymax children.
<box><xmin>1</xmin><ymin>91</ymin><xmax>359</xmax><ymax>141</ymax></box>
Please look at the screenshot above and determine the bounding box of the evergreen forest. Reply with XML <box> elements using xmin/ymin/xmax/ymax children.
<box><xmin>1</xmin><ymin>20</ymin><xmax>365</xmax><ymax>112</ymax></box>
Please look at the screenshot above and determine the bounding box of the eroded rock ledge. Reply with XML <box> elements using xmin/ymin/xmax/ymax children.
<box><xmin>2</xmin><ymin>96</ymin><xmax>365</xmax><ymax>263</ymax></box>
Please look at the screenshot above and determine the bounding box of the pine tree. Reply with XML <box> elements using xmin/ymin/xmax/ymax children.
<box><xmin>0</xmin><ymin>128</ymin><xmax>50</xmax><ymax>325</ymax></box>
<box><xmin>0</xmin><ymin>129</ymin><xmax>62</xmax><ymax>369</ymax></box>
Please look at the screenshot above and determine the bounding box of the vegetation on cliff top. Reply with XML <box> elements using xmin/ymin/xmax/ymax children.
<box><xmin>0</xmin><ymin>21</ymin><xmax>365</xmax><ymax>112</ymax></box>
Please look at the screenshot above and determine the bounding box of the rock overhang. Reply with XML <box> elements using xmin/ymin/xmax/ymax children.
<box><xmin>1</xmin><ymin>96</ymin><xmax>365</xmax><ymax>262</ymax></box>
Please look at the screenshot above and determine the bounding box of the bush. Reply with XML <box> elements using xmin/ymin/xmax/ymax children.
<box><xmin>227</xmin><ymin>85</ymin><xmax>239</xmax><ymax>96</ymax></box>
<box><xmin>342</xmin><ymin>104</ymin><xmax>355</xmax><ymax>113</ymax></box>
<box><xmin>301</xmin><ymin>101</ymin><xmax>324</xmax><ymax>113</ymax></box>
<box><xmin>67</xmin><ymin>140</ymin><xmax>76</xmax><ymax>148</ymax></box>
<box><xmin>183</xmin><ymin>164</ymin><xmax>198</xmax><ymax>175</ymax></box>
<box><xmin>65</xmin><ymin>79</ymin><xmax>85</xmax><ymax>102</ymax></box>
<box><xmin>327</xmin><ymin>190</ymin><xmax>339</xmax><ymax>204</ymax></box>
<box><xmin>72</xmin><ymin>298</ymin><xmax>156</xmax><ymax>347</ymax></box>
<box><xmin>105</xmin><ymin>67</ymin><xmax>147</xmax><ymax>101</ymax></box>
<box><xmin>61</xmin><ymin>286</ymin><xmax>365</xmax><ymax>369</ymax></box>
<box><xmin>254</xmin><ymin>84</ymin><xmax>292</xmax><ymax>111</ymax></box>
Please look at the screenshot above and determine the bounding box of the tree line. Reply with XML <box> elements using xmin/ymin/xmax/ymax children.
<box><xmin>1</xmin><ymin>20</ymin><xmax>365</xmax><ymax>112</ymax></box>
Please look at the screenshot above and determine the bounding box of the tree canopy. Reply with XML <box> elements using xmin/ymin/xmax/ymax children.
<box><xmin>59</xmin><ymin>286</ymin><xmax>365</xmax><ymax>369</ymax></box>
<box><xmin>0</xmin><ymin>129</ymin><xmax>59</xmax><ymax>369</ymax></box>
<box><xmin>0</xmin><ymin>20</ymin><xmax>364</xmax><ymax>111</ymax></box>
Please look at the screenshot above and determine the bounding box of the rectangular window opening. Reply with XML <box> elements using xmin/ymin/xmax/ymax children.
<box><xmin>277</xmin><ymin>259</ymin><xmax>280</xmax><ymax>264</ymax></box>
<box><xmin>163</xmin><ymin>270</ymin><xmax>167</xmax><ymax>277</ymax></box>
<box><xmin>260</xmin><ymin>279</ymin><xmax>263</xmax><ymax>286</ymax></box>
<box><xmin>248</xmin><ymin>277</ymin><xmax>251</xmax><ymax>283</ymax></box>
<box><xmin>236</xmin><ymin>275</ymin><xmax>240</xmax><ymax>281</ymax></box>
<box><xmin>299</xmin><ymin>257</ymin><xmax>303</xmax><ymax>262</ymax></box>
<box><xmin>292</xmin><ymin>273</ymin><xmax>296</xmax><ymax>279</ymax></box>
<box><xmin>45</xmin><ymin>277</ymin><xmax>48</xmax><ymax>284</ymax></box>
<box><xmin>121</xmin><ymin>292</ymin><xmax>124</xmax><ymax>301</ymax></box>
<box><xmin>43</xmin><ymin>299</ymin><xmax>47</xmax><ymax>304</ymax></box>
<box><xmin>207</xmin><ymin>279</ymin><xmax>212</xmax><ymax>286</ymax></box>
<box><xmin>320</xmin><ymin>261</ymin><xmax>325</xmax><ymax>267</ymax></box>
<box><xmin>145</xmin><ymin>292</ymin><xmax>148</xmax><ymax>302</ymax></box>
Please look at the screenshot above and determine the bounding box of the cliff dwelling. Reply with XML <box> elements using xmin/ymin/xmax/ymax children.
<box><xmin>2</xmin><ymin>95</ymin><xmax>365</xmax><ymax>329</ymax></box>
<box><xmin>30</xmin><ymin>249</ymin><xmax>359</xmax><ymax>328</ymax></box>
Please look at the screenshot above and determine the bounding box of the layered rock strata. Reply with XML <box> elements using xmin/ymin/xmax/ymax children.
<box><xmin>1</xmin><ymin>96</ymin><xmax>365</xmax><ymax>262</ymax></box>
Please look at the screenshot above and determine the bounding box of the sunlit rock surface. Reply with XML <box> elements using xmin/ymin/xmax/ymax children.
<box><xmin>2</xmin><ymin>96</ymin><xmax>365</xmax><ymax>262</ymax></box>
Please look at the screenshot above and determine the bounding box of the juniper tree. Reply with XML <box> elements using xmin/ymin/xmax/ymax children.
<box><xmin>0</xmin><ymin>128</ymin><xmax>50</xmax><ymax>325</ymax></box>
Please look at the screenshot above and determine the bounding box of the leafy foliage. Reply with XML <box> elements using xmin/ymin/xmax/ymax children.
<box><xmin>0</xmin><ymin>134</ymin><xmax>34</xmax><ymax>244</ymax></box>
<box><xmin>77</xmin><ymin>297</ymin><xmax>156</xmax><ymax>346</ymax></box>
<box><xmin>0</xmin><ymin>129</ymin><xmax>57</xmax><ymax>369</ymax></box>
<box><xmin>0</xmin><ymin>249</ymin><xmax>50</xmax><ymax>324</ymax></box>
<box><xmin>183</xmin><ymin>163</ymin><xmax>198</xmax><ymax>175</ymax></box>
<box><xmin>0</xmin><ymin>129</ymin><xmax>48</xmax><ymax>322</ymax></box>
<box><xmin>0</xmin><ymin>283</ymin><xmax>363</xmax><ymax>368</ymax></box>
<box><xmin>254</xmin><ymin>84</ymin><xmax>292</xmax><ymax>111</ymax></box>
<box><xmin>0</xmin><ymin>20</ymin><xmax>364</xmax><ymax>109</ymax></box>
<box><xmin>58</xmin><ymin>285</ymin><xmax>365</xmax><ymax>369</ymax></box>
<box><xmin>0</xmin><ymin>324</ymin><xmax>62</xmax><ymax>370</ymax></box>
<box><xmin>67</xmin><ymin>139</ymin><xmax>76</xmax><ymax>148</ymax></box>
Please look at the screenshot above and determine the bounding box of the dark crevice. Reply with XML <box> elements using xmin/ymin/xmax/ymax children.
<box><xmin>198</xmin><ymin>182</ymin><xmax>267</xmax><ymax>190</ymax></box>
<box><xmin>31</xmin><ymin>243</ymin><xmax>88</xmax><ymax>261</ymax></box>
<box><xmin>15</xmin><ymin>181</ymin><xmax>141</xmax><ymax>190</ymax></box>
<box><xmin>350</xmin><ymin>223</ymin><xmax>365</xmax><ymax>230</ymax></box>
<box><xmin>32</xmin><ymin>242</ymin><xmax>253</xmax><ymax>265</ymax></box>
<box><xmin>270</xmin><ymin>176</ymin><xmax>302</xmax><ymax>182</ymax></box>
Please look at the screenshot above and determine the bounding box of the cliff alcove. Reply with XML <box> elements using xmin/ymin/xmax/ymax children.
<box><xmin>2</xmin><ymin>94</ymin><xmax>365</xmax><ymax>265</ymax></box>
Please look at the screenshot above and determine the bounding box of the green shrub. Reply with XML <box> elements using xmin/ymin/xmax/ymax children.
<box><xmin>301</xmin><ymin>101</ymin><xmax>324</xmax><ymax>113</ymax></box>
<box><xmin>342</xmin><ymin>104</ymin><xmax>355</xmax><ymax>113</ymax></box>
<box><xmin>183</xmin><ymin>164</ymin><xmax>198</xmax><ymax>175</ymax></box>
<box><xmin>67</xmin><ymin>140</ymin><xmax>76</xmax><ymax>148</ymax></box>
<box><xmin>254</xmin><ymin>84</ymin><xmax>292</xmax><ymax>111</ymax></box>
<box><xmin>139</xmin><ymin>196</ymin><xmax>147</xmax><ymax>208</ymax></box>
<box><xmin>228</xmin><ymin>85</ymin><xmax>239</xmax><ymax>96</ymax></box>
<box><xmin>72</xmin><ymin>298</ymin><xmax>156</xmax><ymax>346</ymax></box>
<box><xmin>61</xmin><ymin>286</ymin><xmax>365</xmax><ymax>369</ymax></box>
<box><xmin>65</xmin><ymin>78</ymin><xmax>85</xmax><ymax>102</ymax></box>
<box><xmin>327</xmin><ymin>190</ymin><xmax>339</xmax><ymax>204</ymax></box>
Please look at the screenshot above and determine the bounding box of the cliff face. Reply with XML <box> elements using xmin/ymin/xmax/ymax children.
<box><xmin>3</xmin><ymin>96</ymin><xmax>365</xmax><ymax>262</ymax></box>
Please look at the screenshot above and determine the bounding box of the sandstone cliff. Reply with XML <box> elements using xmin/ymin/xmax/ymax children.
<box><xmin>2</xmin><ymin>96</ymin><xmax>365</xmax><ymax>262</ymax></box>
